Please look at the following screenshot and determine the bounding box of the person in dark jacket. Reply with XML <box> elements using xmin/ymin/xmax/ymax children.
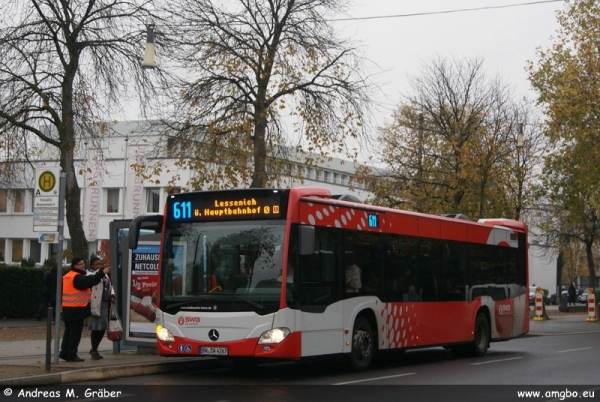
<box><xmin>35</xmin><ymin>264</ymin><xmax>58</xmax><ymax>321</ymax></box>
<box><xmin>59</xmin><ymin>258</ymin><xmax>110</xmax><ymax>362</ymax></box>
<box><xmin>568</xmin><ymin>284</ymin><xmax>577</xmax><ymax>306</ymax></box>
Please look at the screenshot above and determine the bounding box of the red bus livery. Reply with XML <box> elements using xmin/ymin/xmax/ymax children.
<box><xmin>129</xmin><ymin>187</ymin><xmax>528</xmax><ymax>371</ymax></box>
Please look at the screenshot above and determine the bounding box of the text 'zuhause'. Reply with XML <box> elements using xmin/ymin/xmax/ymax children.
<box><xmin>134</xmin><ymin>253</ymin><xmax>159</xmax><ymax>261</ymax></box>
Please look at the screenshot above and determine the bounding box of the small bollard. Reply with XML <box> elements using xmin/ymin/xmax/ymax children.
<box><xmin>45</xmin><ymin>307</ymin><xmax>53</xmax><ymax>372</ymax></box>
<box><xmin>532</xmin><ymin>288</ymin><xmax>548</xmax><ymax>321</ymax></box>
<box><xmin>585</xmin><ymin>288</ymin><xmax>598</xmax><ymax>322</ymax></box>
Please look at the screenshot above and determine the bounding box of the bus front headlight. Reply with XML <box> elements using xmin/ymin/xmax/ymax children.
<box><xmin>156</xmin><ymin>325</ymin><xmax>175</xmax><ymax>342</ymax></box>
<box><xmin>258</xmin><ymin>327</ymin><xmax>291</xmax><ymax>344</ymax></box>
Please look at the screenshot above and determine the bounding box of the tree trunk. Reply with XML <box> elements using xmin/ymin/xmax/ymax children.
<box><xmin>585</xmin><ymin>240</ymin><xmax>596</xmax><ymax>290</ymax></box>
<box><xmin>250</xmin><ymin>108</ymin><xmax>268</xmax><ymax>188</ymax></box>
<box><xmin>60</xmin><ymin>64</ymin><xmax>89</xmax><ymax>263</ymax></box>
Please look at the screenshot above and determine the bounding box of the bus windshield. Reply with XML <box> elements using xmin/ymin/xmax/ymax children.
<box><xmin>160</xmin><ymin>220</ymin><xmax>285</xmax><ymax>315</ymax></box>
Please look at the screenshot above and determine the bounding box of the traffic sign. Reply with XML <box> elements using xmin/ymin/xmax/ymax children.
<box><xmin>34</xmin><ymin>167</ymin><xmax>61</xmax><ymax>232</ymax></box>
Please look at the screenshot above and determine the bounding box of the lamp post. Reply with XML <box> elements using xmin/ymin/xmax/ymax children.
<box><xmin>416</xmin><ymin>112</ymin><xmax>424</xmax><ymax>212</ymax></box>
<box><xmin>515</xmin><ymin>123</ymin><xmax>525</xmax><ymax>221</ymax></box>
<box><xmin>517</xmin><ymin>123</ymin><xmax>524</xmax><ymax>149</ymax></box>
<box><xmin>142</xmin><ymin>24</ymin><xmax>155</xmax><ymax>69</ymax></box>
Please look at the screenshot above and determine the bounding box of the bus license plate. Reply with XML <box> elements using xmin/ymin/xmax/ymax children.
<box><xmin>199</xmin><ymin>347</ymin><xmax>228</xmax><ymax>356</ymax></box>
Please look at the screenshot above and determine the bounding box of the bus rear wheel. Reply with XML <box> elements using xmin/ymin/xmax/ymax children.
<box><xmin>350</xmin><ymin>317</ymin><xmax>374</xmax><ymax>371</ymax></box>
<box><xmin>471</xmin><ymin>313</ymin><xmax>490</xmax><ymax>357</ymax></box>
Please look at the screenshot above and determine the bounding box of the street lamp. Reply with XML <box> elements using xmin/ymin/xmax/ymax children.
<box><xmin>515</xmin><ymin>122</ymin><xmax>524</xmax><ymax>221</ymax></box>
<box><xmin>142</xmin><ymin>24</ymin><xmax>155</xmax><ymax>69</ymax></box>
<box><xmin>517</xmin><ymin>123</ymin><xmax>524</xmax><ymax>149</ymax></box>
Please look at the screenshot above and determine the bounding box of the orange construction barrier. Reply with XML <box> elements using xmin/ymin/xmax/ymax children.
<box><xmin>533</xmin><ymin>288</ymin><xmax>546</xmax><ymax>321</ymax></box>
<box><xmin>586</xmin><ymin>288</ymin><xmax>598</xmax><ymax>322</ymax></box>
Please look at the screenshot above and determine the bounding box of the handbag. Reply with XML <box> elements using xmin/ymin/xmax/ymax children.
<box><xmin>107</xmin><ymin>304</ymin><xmax>123</xmax><ymax>342</ymax></box>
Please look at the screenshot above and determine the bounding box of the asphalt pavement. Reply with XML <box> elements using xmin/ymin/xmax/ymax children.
<box><xmin>0</xmin><ymin>306</ymin><xmax>598</xmax><ymax>387</ymax></box>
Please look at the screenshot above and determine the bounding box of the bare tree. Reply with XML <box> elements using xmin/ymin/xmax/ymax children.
<box><xmin>154</xmin><ymin>0</ymin><xmax>373</xmax><ymax>190</ymax></box>
<box><xmin>359</xmin><ymin>56</ymin><xmax>544</xmax><ymax>220</ymax></box>
<box><xmin>0</xmin><ymin>126</ymin><xmax>39</xmax><ymax>189</ymax></box>
<box><xmin>0</xmin><ymin>0</ymin><xmax>167</xmax><ymax>259</ymax></box>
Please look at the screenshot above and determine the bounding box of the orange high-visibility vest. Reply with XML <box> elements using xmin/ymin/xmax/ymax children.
<box><xmin>62</xmin><ymin>270</ymin><xmax>91</xmax><ymax>307</ymax></box>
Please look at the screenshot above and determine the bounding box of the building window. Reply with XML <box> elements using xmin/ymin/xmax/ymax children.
<box><xmin>0</xmin><ymin>190</ymin><xmax>6</xmax><ymax>213</ymax></box>
<box><xmin>166</xmin><ymin>137</ymin><xmax>178</xmax><ymax>158</ymax></box>
<box><xmin>12</xmin><ymin>239</ymin><xmax>23</xmax><ymax>263</ymax></box>
<box><xmin>167</xmin><ymin>137</ymin><xmax>193</xmax><ymax>158</ymax></box>
<box><xmin>286</xmin><ymin>162</ymin><xmax>295</xmax><ymax>177</ymax></box>
<box><xmin>0</xmin><ymin>238</ymin><xmax>5</xmax><ymax>261</ymax></box>
<box><xmin>106</xmin><ymin>189</ymin><xmax>120</xmax><ymax>213</ymax></box>
<box><xmin>29</xmin><ymin>240</ymin><xmax>41</xmax><ymax>264</ymax></box>
<box><xmin>13</xmin><ymin>189</ymin><xmax>26</xmax><ymax>213</ymax></box>
<box><xmin>146</xmin><ymin>188</ymin><xmax>161</xmax><ymax>213</ymax></box>
<box><xmin>50</xmin><ymin>243</ymin><xmax>56</xmax><ymax>260</ymax></box>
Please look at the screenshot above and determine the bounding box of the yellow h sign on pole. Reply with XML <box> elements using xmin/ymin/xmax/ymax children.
<box><xmin>34</xmin><ymin>167</ymin><xmax>61</xmax><ymax>232</ymax></box>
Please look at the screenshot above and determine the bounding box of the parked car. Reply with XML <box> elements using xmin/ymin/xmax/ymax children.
<box><xmin>562</xmin><ymin>288</ymin><xmax>584</xmax><ymax>303</ymax></box>
<box><xmin>578</xmin><ymin>289</ymin><xmax>589</xmax><ymax>304</ymax></box>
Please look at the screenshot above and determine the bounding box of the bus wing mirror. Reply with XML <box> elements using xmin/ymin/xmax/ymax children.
<box><xmin>298</xmin><ymin>225</ymin><xmax>315</xmax><ymax>256</ymax></box>
<box><xmin>129</xmin><ymin>214</ymin><xmax>164</xmax><ymax>249</ymax></box>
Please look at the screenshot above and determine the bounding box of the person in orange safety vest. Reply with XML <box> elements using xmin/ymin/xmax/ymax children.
<box><xmin>59</xmin><ymin>257</ymin><xmax>110</xmax><ymax>362</ymax></box>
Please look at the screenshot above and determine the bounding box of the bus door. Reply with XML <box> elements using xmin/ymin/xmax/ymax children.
<box><xmin>296</xmin><ymin>226</ymin><xmax>344</xmax><ymax>357</ymax></box>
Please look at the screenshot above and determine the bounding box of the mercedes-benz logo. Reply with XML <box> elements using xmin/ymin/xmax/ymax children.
<box><xmin>208</xmin><ymin>329</ymin><xmax>220</xmax><ymax>341</ymax></box>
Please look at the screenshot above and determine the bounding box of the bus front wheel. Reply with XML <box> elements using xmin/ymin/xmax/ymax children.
<box><xmin>471</xmin><ymin>313</ymin><xmax>490</xmax><ymax>357</ymax></box>
<box><xmin>350</xmin><ymin>316</ymin><xmax>374</xmax><ymax>371</ymax></box>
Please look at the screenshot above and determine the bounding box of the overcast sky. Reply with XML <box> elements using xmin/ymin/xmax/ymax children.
<box><xmin>334</xmin><ymin>0</ymin><xmax>564</xmax><ymax>126</ymax></box>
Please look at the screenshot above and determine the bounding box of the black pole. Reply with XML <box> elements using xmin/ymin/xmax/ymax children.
<box><xmin>45</xmin><ymin>307</ymin><xmax>53</xmax><ymax>372</ymax></box>
<box><xmin>54</xmin><ymin>172</ymin><xmax>66</xmax><ymax>364</ymax></box>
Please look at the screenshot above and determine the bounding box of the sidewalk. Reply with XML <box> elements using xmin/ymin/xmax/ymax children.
<box><xmin>0</xmin><ymin>319</ymin><xmax>219</xmax><ymax>387</ymax></box>
<box><xmin>1</xmin><ymin>309</ymin><xmax>599</xmax><ymax>387</ymax></box>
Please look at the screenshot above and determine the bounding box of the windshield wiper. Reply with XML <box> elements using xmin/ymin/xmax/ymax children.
<box><xmin>164</xmin><ymin>299</ymin><xmax>212</xmax><ymax>312</ymax></box>
<box><xmin>231</xmin><ymin>295</ymin><xmax>265</xmax><ymax>310</ymax></box>
<box><xmin>164</xmin><ymin>295</ymin><xmax>265</xmax><ymax>312</ymax></box>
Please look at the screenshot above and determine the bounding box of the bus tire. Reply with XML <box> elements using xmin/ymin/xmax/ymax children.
<box><xmin>471</xmin><ymin>312</ymin><xmax>490</xmax><ymax>357</ymax></box>
<box><xmin>350</xmin><ymin>316</ymin><xmax>374</xmax><ymax>371</ymax></box>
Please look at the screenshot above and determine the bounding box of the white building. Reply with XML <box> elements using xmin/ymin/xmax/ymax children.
<box><xmin>528</xmin><ymin>243</ymin><xmax>558</xmax><ymax>295</ymax></box>
<box><xmin>0</xmin><ymin>121</ymin><xmax>372</xmax><ymax>264</ymax></box>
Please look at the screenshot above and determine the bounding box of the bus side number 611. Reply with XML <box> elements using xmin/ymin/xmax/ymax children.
<box><xmin>173</xmin><ymin>201</ymin><xmax>192</xmax><ymax>219</ymax></box>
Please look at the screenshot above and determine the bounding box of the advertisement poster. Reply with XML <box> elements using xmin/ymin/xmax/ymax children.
<box><xmin>128</xmin><ymin>243</ymin><xmax>159</xmax><ymax>339</ymax></box>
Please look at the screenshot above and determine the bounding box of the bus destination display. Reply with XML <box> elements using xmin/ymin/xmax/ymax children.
<box><xmin>169</xmin><ymin>192</ymin><xmax>284</xmax><ymax>222</ymax></box>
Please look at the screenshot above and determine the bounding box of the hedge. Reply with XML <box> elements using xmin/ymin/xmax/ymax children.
<box><xmin>0</xmin><ymin>265</ymin><xmax>65</xmax><ymax>319</ymax></box>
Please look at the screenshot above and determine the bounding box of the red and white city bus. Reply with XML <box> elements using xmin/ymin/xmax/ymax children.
<box><xmin>129</xmin><ymin>187</ymin><xmax>529</xmax><ymax>371</ymax></box>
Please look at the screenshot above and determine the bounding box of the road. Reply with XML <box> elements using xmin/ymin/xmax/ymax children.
<box><xmin>60</xmin><ymin>331</ymin><xmax>599</xmax><ymax>402</ymax></box>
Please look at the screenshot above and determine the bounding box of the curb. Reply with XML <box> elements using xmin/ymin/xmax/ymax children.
<box><xmin>0</xmin><ymin>358</ymin><xmax>219</xmax><ymax>387</ymax></box>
